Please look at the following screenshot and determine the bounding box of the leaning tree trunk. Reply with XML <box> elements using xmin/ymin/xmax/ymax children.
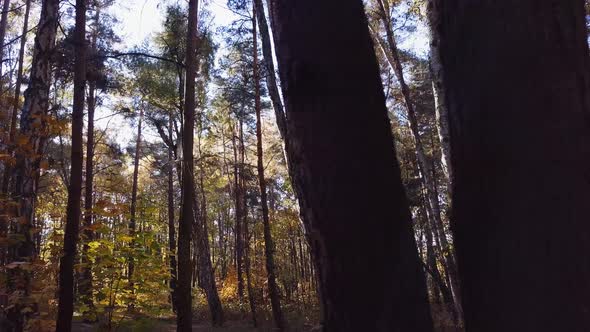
<box><xmin>14</xmin><ymin>0</ymin><xmax>59</xmax><ymax>263</ymax></box>
<box><xmin>55</xmin><ymin>0</ymin><xmax>87</xmax><ymax>330</ymax></box>
<box><xmin>372</xmin><ymin>0</ymin><xmax>463</xmax><ymax>321</ymax></box>
<box><xmin>270</xmin><ymin>0</ymin><xmax>433</xmax><ymax>330</ymax></box>
<box><xmin>252</xmin><ymin>4</ymin><xmax>285</xmax><ymax>328</ymax></box>
<box><xmin>434</xmin><ymin>1</ymin><xmax>590</xmax><ymax>331</ymax></box>
<box><xmin>177</xmin><ymin>0</ymin><xmax>199</xmax><ymax>329</ymax></box>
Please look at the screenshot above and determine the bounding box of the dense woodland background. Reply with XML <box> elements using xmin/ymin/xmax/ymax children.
<box><xmin>0</xmin><ymin>0</ymin><xmax>589</xmax><ymax>331</ymax></box>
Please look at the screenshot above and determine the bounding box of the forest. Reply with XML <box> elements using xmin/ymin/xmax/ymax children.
<box><xmin>0</xmin><ymin>0</ymin><xmax>589</xmax><ymax>331</ymax></box>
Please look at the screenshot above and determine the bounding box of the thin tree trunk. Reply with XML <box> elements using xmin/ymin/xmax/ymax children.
<box><xmin>177</xmin><ymin>0</ymin><xmax>199</xmax><ymax>329</ymax></box>
<box><xmin>373</xmin><ymin>0</ymin><xmax>463</xmax><ymax>321</ymax></box>
<box><xmin>435</xmin><ymin>1</ymin><xmax>590</xmax><ymax>331</ymax></box>
<box><xmin>0</xmin><ymin>0</ymin><xmax>10</xmax><ymax>85</ymax></box>
<box><xmin>252</xmin><ymin>4</ymin><xmax>285</xmax><ymax>329</ymax></box>
<box><xmin>242</xmin><ymin>204</ymin><xmax>257</xmax><ymax>327</ymax></box>
<box><xmin>79</xmin><ymin>6</ymin><xmax>100</xmax><ymax>319</ymax></box>
<box><xmin>128</xmin><ymin>107</ymin><xmax>143</xmax><ymax>301</ymax></box>
<box><xmin>55</xmin><ymin>0</ymin><xmax>87</xmax><ymax>330</ymax></box>
<box><xmin>232</xmin><ymin>121</ymin><xmax>245</xmax><ymax>301</ymax></box>
<box><xmin>168</xmin><ymin>110</ymin><xmax>177</xmax><ymax>313</ymax></box>
<box><xmin>1</xmin><ymin>0</ymin><xmax>29</xmax><ymax>193</ymax></box>
<box><xmin>194</xmin><ymin>115</ymin><xmax>224</xmax><ymax>327</ymax></box>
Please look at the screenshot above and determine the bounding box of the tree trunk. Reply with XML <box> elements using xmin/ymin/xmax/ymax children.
<box><xmin>0</xmin><ymin>0</ymin><xmax>10</xmax><ymax>85</ymax></box>
<box><xmin>232</xmin><ymin>121</ymin><xmax>245</xmax><ymax>301</ymax></box>
<box><xmin>253</xmin><ymin>0</ymin><xmax>286</xmax><ymax>140</ymax></box>
<box><xmin>434</xmin><ymin>1</ymin><xmax>590</xmax><ymax>331</ymax></box>
<box><xmin>252</xmin><ymin>4</ymin><xmax>285</xmax><ymax>329</ymax></box>
<box><xmin>270</xmin><ymin>0</ymin><xmax>433</xmax><ymax>330</ymax></box>
<box><xmin>242</xmin><ymin>201</ymin><xmax>257</xmax><ymax>327</ymax></box>
<box><xmin>168</xmin><ymin>110</ymin><xmax>178</xmax><ymax>313</ymax></box>
<box><xmin>373</xmin><ymin>0</ymin><xmax>463</xmax><ymax>321</ymax></box>
<box><xmin>128</xmin><ymin>107</ymin><xmax>143</xmax><ymax>304</ymax></box>
<box><xmin>426</xmin><ymin>0</ymin><xmax>452</xmax><ymax>185</ymax></box>
<box><xmin>194</xmin><ymin>115</ymin><xmax>224</xmax><ymax>327</ymax></box>
<box><xmin>55</xmin><ymin>0</ymin><xmax>87</xmax><ymax>330</ymax></box>
<box><xmin>177</xmin><ymin>0</ymin><xmax>199</xmax><ymax>329</ymax></box>
<box><xmin>79</xmin><ymin>6</ymin><xmax>100</xmax><ymax>319</ymax></box>
<box><xmin>14</xmin><ymin>0</ymin><xmax>59</xmax><ymax>262</ymax></box>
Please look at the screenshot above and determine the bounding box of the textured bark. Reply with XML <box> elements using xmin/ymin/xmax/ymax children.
<box><xmin>252</xmin><ymin>4</ymin><xmax>285</xmax><ymax>328</ymax></box>
<box><xmin>55</xmin><ymin>0</ymin><xmax>87</xmax><ymax>330</ymax></box>
<box><xmin>128</xmin><ymin>107</ymin><xmax>143</xmax><ymax>300</ymax></box>
<box><xmin>435</xmin><ymin>1</ymin><xmax>590</xmax><ymax>331</ymax></box>
<box><xmin>177</xmin><ymin>0</ymin><xmax>198</xmax><ymax>329</ymax></box>
<box><xmin>270</xmin><ymin>0</ymin><xmax>433</xmax><ymax>330</ymax></box>
<box><xmin>373</xmin><ymin>0</ymin><xmax>463</xmax><ymax>321</ymax></box>
<box><xmin>14</xmin><ymin>0</ymin><xmax>59</xmax><ymax>261</ymax></box>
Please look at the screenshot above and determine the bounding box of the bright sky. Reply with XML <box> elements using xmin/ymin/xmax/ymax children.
<box><xmin>96</xmin><ymin>0</ymin><xmax>428</xmax><ymax>147</ymax></box>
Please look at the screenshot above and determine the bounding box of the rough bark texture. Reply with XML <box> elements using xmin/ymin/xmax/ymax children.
<box><xmin>177</xmin><ymin>0</ymin><xmax>199</xmax><ymax>329</ymax></box>
<box><xmin>270</xmin><ymin>0</ymin><xmax>433</xmax><ymax>330</ymax></box>
<box><xmin>435</xmin><ymin>1</ymin><xmax>590</xmax><ymax>331</ymax></box>
<box><xmin>14</xmin><ymin>0</ymin><xmax>59</xmax><ymax>261</ymax></box>
<box><xmin>232</xmin><ymin>121</ymin><xmax>245</xmax><ymax>301</ymax></box>
<box><xmin>55</xmin><ymin>0</ymin><xmax>87</xmax><ymax>330</ymax></box>
<box><xmin>252</xmin><ymin>5</ymin><xmax>285</xmax><ymax>328</ymax></box>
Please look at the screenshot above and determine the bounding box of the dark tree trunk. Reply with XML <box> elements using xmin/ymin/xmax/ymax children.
<box><xmin>177</xmin><ymin>0</ymin><xmax>199</xmax><ymax>329</ymax></box>
<box><xmin>232</xmin><ymin>121</ymin><xmax>245</xmax><ymax>301</ymax></box>
<box><xmin>55</xmin><ymin>0</ymin><xmax>87</xmax><ymax>330</ymax></box>
<box><xmin>252</xmin><ymin>4</ymin><xmax>285</xmax><ymax>329</ymax></box>
<box><xmin>434</xmin><ymin>1</ymin><xmax>590</xmax><ymax>331</ymax></box>
<box><xmin>168</xmin><ymin>110</ymin><xmax>177</xmax><ymax>313</ymax></box>
<box><xmin>79</xmin><ymin>7</ymin><xmax>100</xmax><ymax>318</ymax></box>
<box><xmin>128</xmin><ymin>107</ymin><xmax>143</xmax><ymax>303</ymax></box>
<box><xmin>270</xmin><ymin>0</ymin><xmax>433</xmax><ymax>330</ymax></box>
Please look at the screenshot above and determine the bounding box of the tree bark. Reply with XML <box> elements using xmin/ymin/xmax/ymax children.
<box><xmin>232</xmin><ymin>120</ymin><xmax>245</xmax><ymax>301</ymax></box>
<box><xmin>177</xmin><ymin>0</ymin><xmax>199</xmax><ymax>329</ymax></box>
<box><xmin>372</xmin><ymin>0</ymin><xmax>463</xmax><ymax>321</ymax></box>
<box><xmin>55</xmin><ymin>0</ymin><xmax>87</xmax><ymax>330</ymax></box>
<box><xmin>0</xmin><ymin>0</ymin><xmax>10</xmax><ymax>85</ymax></box>
<box><xmin>79</xmin><ymin>6</ymin><xmax>100</xmax><ymax>319</ymax></box>
<box><xmin>168</xmin><ymin>110</ymin><xmax>178</xmax><ymax>313</ymax></box>
<box><xmin>242</xmin><ymin>201</ymin><xmax>257</xmax><ymax>327</ymax></box>
<box><xmin>270</xmin><ymin>0</ymin><xmax>433</xmax><ymax>330</ymax></box>
<box><xmin>252</xmin><ymin>4</ymin><xmax>285</xmax><ymax>329</ymax></box>
<box><xmin>434</xmin><ymin>1</ymin><xmax>590</xmax><ymax>331</ymax></box>
<box><xmin>14</xmin><ymin>0</ymin><xmax>59</xmax><ymax>262</ymax></box>
<box><xmin>128</xmin><ymin>107</ymin><xmax>143</xmax><ymax>302</ymax></box>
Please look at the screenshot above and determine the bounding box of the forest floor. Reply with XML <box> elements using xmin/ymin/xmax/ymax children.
<box><xmin>72</xmin><ymin>319</ymin><xmax>316</xmax><ymax>331</ymax></box>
